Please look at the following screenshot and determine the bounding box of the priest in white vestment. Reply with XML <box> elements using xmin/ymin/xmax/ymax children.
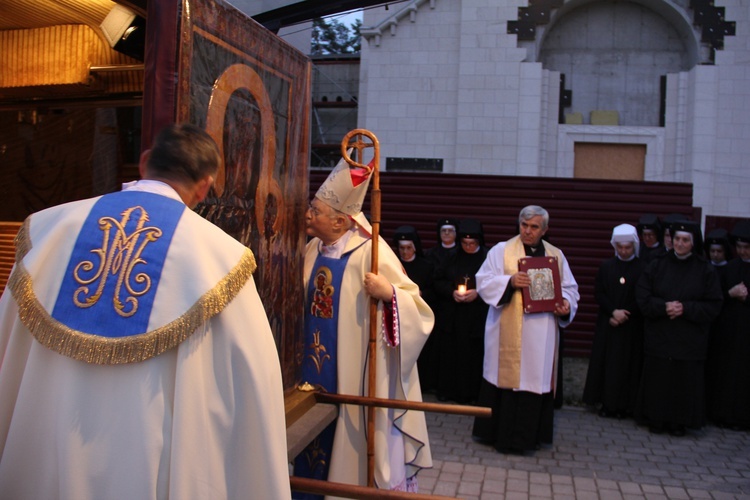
<box><xmin>294</xmin><ymin>155</ymin><xmax>433</xmax><ymax>498</ymax></box>
<box><xmin>0</xmin><ymin>124</ymin><xmax>291</xmax><ymax>499</ymax></box>
<box><xmin>472</xmin><ymin>205</ymin><xmax>579</xmax><ymax>454</ymax></box>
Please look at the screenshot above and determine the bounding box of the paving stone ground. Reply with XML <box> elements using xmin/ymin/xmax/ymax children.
<box><xmin>417</xmin><ymin>358</ymin><xmax>750</xmax><ymax>499</ymax></box>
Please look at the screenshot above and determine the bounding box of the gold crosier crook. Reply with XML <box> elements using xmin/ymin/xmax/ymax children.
<box><xmin>341</xmin><ymin>129</ymin><xmax>380</xmax><ymax>488</ymax></box>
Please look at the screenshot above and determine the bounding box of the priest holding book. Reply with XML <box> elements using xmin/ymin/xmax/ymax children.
<box><xmin>472</xmin><ymin>205</ymin><xmax>579</xmax><ymax>455</ymax></box>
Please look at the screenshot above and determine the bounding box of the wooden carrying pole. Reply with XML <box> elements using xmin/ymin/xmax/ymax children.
<box><xmin>316</xmin><ymin>392</ymin><xmax>492</xmax><ymax>418</ymax></box>
<box><xmin>290</xmin><ymin>477</ymin><xmax>457</xmax><ymax>500</ymax></box>
<box><xmin>341</xmin><ymin>128</ymin><xmax>380</xmax><ymax>487</ymax></box>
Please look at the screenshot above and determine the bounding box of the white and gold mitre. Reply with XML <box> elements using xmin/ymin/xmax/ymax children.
<box><xmin>314</xmin><ymin>151</ymin><xmax>372</xmax><ymax>217</ymax></box>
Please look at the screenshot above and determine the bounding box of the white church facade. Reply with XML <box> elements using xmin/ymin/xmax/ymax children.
<box><xmin>354</xmin><ymin>0</ymin><xmax>749</xmax><ymax>224</ymax></box>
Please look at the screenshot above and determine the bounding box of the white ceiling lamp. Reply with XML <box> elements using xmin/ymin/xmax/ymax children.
<box><xmin>100</xmin><ymin>4</ymin><xmax>145</xmax><ymax>60</ymax></box>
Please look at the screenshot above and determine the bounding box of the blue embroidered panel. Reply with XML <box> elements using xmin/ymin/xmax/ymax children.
<box><xmin>293</xmin><ymin>252</ymin><xmax>350</xmax><ymax>491</ymax></box>
<box><xmin>51</xmin><ymin>191</ymin><xmax>185</xmax><ymax>337</ymax></box>
<box><xmin>301</xmin><ymin>253</ymin><xmax>351</xmax><ymax>394</ymax></box>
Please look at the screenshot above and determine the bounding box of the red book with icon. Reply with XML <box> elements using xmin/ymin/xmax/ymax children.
<box><xmin>518</xmin><ymin>256</ymin><xmax>563</xmax><ymax>313</ymax></box>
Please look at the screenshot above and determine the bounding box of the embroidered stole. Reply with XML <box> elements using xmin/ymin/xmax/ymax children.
<box><xmin>11</xmin><ymin>190</ymin><xmax>257</xmax><ymax>365</ymax></box>
<box><xmin>498</xmin><ymin>235</ymin><xmax>563</xmax><ymax>389</ymax></box>
<box><xmin>52</xmin><ymin>191</ymin><xmax>183</xmax><ymax>336</ymax></box>
<box><xmin>294</xmin><ymin>251</ymin><xmax>352</xmax><ymax>491</ymax></box>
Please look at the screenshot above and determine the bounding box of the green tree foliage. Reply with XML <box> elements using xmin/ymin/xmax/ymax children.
<box><xmin>311</xmin><ymin>17</ymin><xmax>361</xmax><ymax>55</ymax></box>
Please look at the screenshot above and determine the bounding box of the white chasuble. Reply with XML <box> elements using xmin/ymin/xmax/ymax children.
<box><xmin>0</xmin><ymin>184</ymin><xmax>291</xmax><ymax>499</ymax></box>
<box><xmin>302</xmin><ymin>224</ymin><xmax>433</xmax><ymax>496</ymax></box>
<box><xmin>476</xmin><ymin>237</ymin><xmax>579</xmax><ymax>394</ymax></box>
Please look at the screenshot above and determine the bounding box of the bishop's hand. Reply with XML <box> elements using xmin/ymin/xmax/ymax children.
<box><xmin>364</xmin><ymin>272</ymin><xmax>393</xmax><ymax>302</ymax></box>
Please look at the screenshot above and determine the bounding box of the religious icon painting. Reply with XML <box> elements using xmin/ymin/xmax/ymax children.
<box><xmin>142</xmin><ymin>0</ymin><xmax>311</xmax><ymax>389</ymax></box>
<box><xmin>518</xmin><ymin>256</ymin><xmax>563</xmax><ymax>313</ymax></box>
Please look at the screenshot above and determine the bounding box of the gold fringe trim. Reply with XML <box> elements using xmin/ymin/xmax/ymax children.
<box><xmin>10</xmin><ymin>220</ymin><xmax>257</xmax><ymax>365</ymax></box>
<box><xmin>14</xmin><ymin>218</ymin><xmax>31</xmax><ymax>262</ymax></box>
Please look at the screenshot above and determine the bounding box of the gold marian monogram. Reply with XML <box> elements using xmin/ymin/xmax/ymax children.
<box><xmin>306</xmin><ymin>329</ymin><xmax>331</xmax><ymax>375</ymax></box>
<box><xmin>73</xmin><ymin>206</ymin><xmax>162</xmax><ymax>317</ymax></box>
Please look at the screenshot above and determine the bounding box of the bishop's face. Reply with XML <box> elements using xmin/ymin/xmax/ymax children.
<box><xmin>520</xmin><ymin>215</ymin><xmax>547</xmax><ymax>247</ymax></box>
<box><xmin>306</xmin><ymin>198</ymin><xmax>339</xmax><ymax>244</ymax></box>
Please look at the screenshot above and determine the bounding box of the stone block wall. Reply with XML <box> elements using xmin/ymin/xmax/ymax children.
<box><xmin>358</xmin><ymin>0</ymin><xmax>750</xmax><ymax>221</ymax></box>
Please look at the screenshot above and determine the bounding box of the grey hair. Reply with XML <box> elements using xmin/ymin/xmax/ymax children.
<box><xmin>322</xmin><ymin>202</ymin><xmax>355</xmax><ymax>229</ymax></box>
<box><xmin>518</xmin><ymin>205</ymin><xmax>549</xmax><ymax>230</ymax></box>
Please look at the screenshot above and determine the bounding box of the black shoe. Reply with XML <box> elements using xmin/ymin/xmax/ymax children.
<box><xmin>649</xmin><ymin>424</ymin><xmax>665</xmax><ymax>434</ymax></box>
<box><xmin>599</xmin><ymin>407</ymin><xmax>613</xmax><ymax>418</ymax></box>
<box><xmin>495</xmin><ymin>446</ymin><xmax>527</xmax><ymax>456</ymax></box>
<box><xmin>471</xmin><ymin>435</ymin><xmax>493</xmax><ymax>445</ymax></box>
<box><xmin>669</xmin><ymin>425</ymin><xmax>686</xmax><ymax>437</ymax></box>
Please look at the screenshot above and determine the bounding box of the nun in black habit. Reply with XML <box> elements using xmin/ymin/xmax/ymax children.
<box><xmin>635</xmin><ymin>220</ymin><xmax>723</xmax><ymax>436</ymax></box>
<box><xmin>706</xmin><ymin>220</ymin><xmax>750</xmax><ymax>429</ymax></box>
<box><xmin>704</xmin><ymin>227</ymin><xmax>733</xmax><ymax>274</ymax></box>
<box><xmin>583</xmin><ymin>224</ymin><xmax>646</xmax><ymax>419</ymax></box>
<box><xmin>393</xmin><ymin>225</ymin><xmax>439</xmax><ymax>392</ymax></box>
<box><xmin>425</xmin><ymin>217</ymin><xmax>459</xmax><ymax>272</ymax></box>
<box><xmin>423</xmin><ymin>217</ymin><xmax>458</xmax><ymax>395</ymax></box>
<box><xmin>636</xmin><ymin>214</ymin><xmax>663</xmax><ymax>265</ymax></box>
<box><xmin>434</xmin><ymin>218</ymin><xmax>489</xmax><ymax>404</ymax></box>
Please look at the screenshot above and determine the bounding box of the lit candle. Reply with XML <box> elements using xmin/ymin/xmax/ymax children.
<box><xmin>457</xmin><ymin>284</ymin><xmax>467</xmax><ymax>294</ymax></box>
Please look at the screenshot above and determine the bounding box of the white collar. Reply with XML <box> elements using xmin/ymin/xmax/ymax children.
<box><xmin>121</xmin><ymin>179</ymin><xmax>184</xmax><ymax>204</ymax></box>
<box><xmin>319</xmin><ymin>228</ymin><xmax>355</xmax><ymax>259</ymax></box>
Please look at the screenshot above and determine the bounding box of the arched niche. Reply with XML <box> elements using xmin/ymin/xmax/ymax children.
<box><xmin>519</xmin><ymin>0</ymin><xmax>707</xmax><ymax>126</ymax></box>
<box><xmin>532</xmin><ymin>0</ymin><xmax>705</xmax><ymax>66</ymax></box>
